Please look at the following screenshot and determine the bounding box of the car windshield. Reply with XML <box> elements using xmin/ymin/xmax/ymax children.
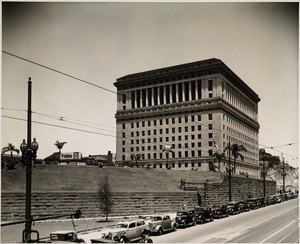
<box><xmin>152</xmin><ymin>216</ymin><xmax>162</xmax><ymax>221</ymax></box>
<box><xmin>177</xmin><ymin>212</ymin><xmax>187</xmax><ymax>216</ymax></box>
<box><xmin>116</xmin><ymin>223</ymin><xmax>128</xmax><ymax>228</ymax></box>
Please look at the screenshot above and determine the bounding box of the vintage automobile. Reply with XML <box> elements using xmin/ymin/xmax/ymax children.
<box><xmin>227</xmin><ymin>201</ymin><xmax>241</xmax><ymax>215</ymax></box>
<box><xmin>50</xmin><ymin>230</ymin><xmax>85</xmax><ymax>243</ymax></box>
<box><xmin>259</xmin><ymin>197</ymin><xmax>268</xmax><ymax>207</ymax></box>
<box><xmin>238</xmin><ymin>200</ymin><xmax>250</xmax><ymax>212</ymax></box>
<box><xmin>248</xmin><ymin>198</ymin><xmax>260</xmax><ymax>209</ymax></box>
<box><xmin>194</xmin><ymin>207</ymin><xmax>213</xmax><ymax>222</ymax></box>
<box><xmin>91</xmin><ymin>219</ymin><xmax>149</xmax><ymax>243</ymax></box>
<box><xmin>175</xmin><ymin>209</ymin><xmax>197</xmax><ymax>228</ymax></box>
<box><xmin>147</xmin><ymin>214</ymin><xmax>177</xmax><ymax>235</ymax></box>
<box><xmin>212</xmin><ymin>205</ymin><xmax>229</xmax><ymax>218</ymax></box>
<box><xmin>271</xmin><ymin>194</ymin><xmax>282</xmax><ymax>204</ymax></box>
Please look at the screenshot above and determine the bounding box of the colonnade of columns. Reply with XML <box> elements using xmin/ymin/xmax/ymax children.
<box><xmin>130</xmin><ymin>80</ymin><xmax>204</xmax><ymax>109</ymax></box>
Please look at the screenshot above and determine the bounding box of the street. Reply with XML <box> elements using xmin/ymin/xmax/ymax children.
<box><xmin>150</xmin><ymin>199</ymin><xmax>299</xmax><ymax>243</ymax></box>
<box><xmin>1</xmin><ymin>199</ymin><xmax>298</xmax><ymax>243</ymax></box>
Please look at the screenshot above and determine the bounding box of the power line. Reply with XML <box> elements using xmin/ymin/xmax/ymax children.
<box><xmin>3</xmin><ymin>50</ymin><xmax>117</xmax><ymax>95</ymax></box>
<box><xmin>2</xmin><ymin>115</ymin><xmax>116</xmax><ymax>138</ymax></box>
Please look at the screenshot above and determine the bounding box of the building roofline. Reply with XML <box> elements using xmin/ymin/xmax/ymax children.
<box><xmin>114</xmin><ymin>58</ymin><xmax>260</xmax><ymax>103</ymax></box>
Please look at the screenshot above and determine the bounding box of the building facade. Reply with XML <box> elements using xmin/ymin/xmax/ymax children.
<box><xmin>114</xmin><ymin>58</ymin><xmax>260</xmax><ymax>178</ymax></box>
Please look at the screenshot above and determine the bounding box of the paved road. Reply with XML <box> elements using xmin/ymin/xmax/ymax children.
<box><xmin>151</xmin><ymin>199</ymin><xmax>299</xmax><ymax>243</ymax></box>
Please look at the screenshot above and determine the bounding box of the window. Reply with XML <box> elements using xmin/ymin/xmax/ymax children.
<box><xmin>178</xmin><ymin>117</ymin><xmax>181</xmax><ymax>123</ymax></box>
<box><xmin>191</xmin><ymin>115</ymin><xmax>195</xmax><ymax>122</ymax></box>
<box><xmin>178</xmin><ymin>127</ymin><xmax>182</xmax><ymax>133</ymax></box>
<box><xmin>185</xmin><ymin>126</ymin><xmax>188</xmax><ymax>132</ymax></box>
<box><xmin>123</xmin><ymin>105</ymin><xmax>126</xmax><ymax>110</ymax></box>
<box><xmin>160</xmin><ymin>119</ymin><xmax>163</xmax><ymax>125</ymax></box>
<box><xmin>198</xmin><ymin>134</ymin><xmax>201</xmax><ymax>139</ymax></box>
<box><xmin>142</xmin><ymin>131</ymin><xmax>145</xmax><ymax>136</ymax></box>
<box><xmin>185</xmin><ymin>135</ymin><xmax>188</xmax><ymax>140</ymax></box>
<box><xmin>122</xmin><ymin>155</ymin><xmax>125</xmax><ymax>161</ymax></box>
<box><xmin>122</xmin><ymin>124</ymin><xmax>125</xmax><ymax>129</ymax></box>
<box><xmin>131</xmin><ymin>123</ymin><xmax>134</xmax><ymax>128</ymax></box>
<box><xmin>122</xmin><ymin>94</ymin><xmax>126</xmax><ymax>104</ymax></box>
<box><xmin>209</xmin><ymin>141</ymin><xmax>213</xmax><ymax>146</ymax></box>
<box><xmin>148</xmin><ymin>121</ymin><xmax>151</xmax><ymax>126</ymax></box>
<box><xmin>198</xmin><ymin>142</ymin><xmax>201</xmax><ymax>147</ymax></box>
<box><xmin>136</xmin><ymin>131</ymin><xmax>139</xmax><ymax>136</ymax></box>
<box><xmin>198</xmin><ymin>125</ymin><xmax>201</xmax><ymax>131</ymax></box>
<box><xmin>122</xmin><ymin>141</ymin><xmax>125</xmax><ymax>145</ymax></box>
<box><xmin>198</xmin><ymin>115</ymin><xmax>201</xmax><ymax>121</ymax></box>
<box><xmin>148</xmin><ymin>130</ymin><xmax>151</xmax><ymax>136</ymax></box>
<box><xmin>122</xmin><ymin>148</ymin><xmax>125</xmax><ymax>152</ymax></box>
<box><xmin>185</xmin><ymin>143</ymin><xmax>188</xmax><ymax>148</ymax></box>
<box><xmin>142</xmin><ymin>121</ymin><xmax>145</xmax><ymax>127</ymax></box>
<box><xmin>209</xmin><ymin>133</ymin><xmax>213</xmax><ymax>138</ymax></box>
<box><xmin>123</xmin><ymin>133</ymin><xmax>126</xmax><ymax>138</ymax></box>
<box><xmin>172</xmin><ymin>128</ymin><xmax>175</xmax><ymax>133</ymax></box>
<box><xmin>185</xmin><ymin>162</ymin><xmax>188</xmax><ymax>167</ymax></box>
<box><xmin>154</xmin><ymin>130</ymin><xmax>157</xmax><ymax>135</ymax></box>
<box><xmin>178</xmin><ymin>136</ymin><xmax>182</xmax><ymax>141</ymax></box>
<box><xmin>209</xmin><ymin>114</ymin><xmax>212</xmax><ymax>120</ymax></box>
<box><xmin>166</xmin><ymin>118</ymin><xmax>169</xmax><ymax>125</ymax></box>
<box><xmin>208</xmin><ymin>150</ymin><xmax>213</xmax><ymax>156</ymax></box>
<box><xmin>198</xmin><ymin>150</ymin><xmax>201</xmax><ymax>156</ymax></box>
<box><xmin>160</xmin><ymin>129</ymin><xmax>163</xmax><ymax>134</ymax></box>
<box><xmin>166</xmin><ymin>128</ymin><xmax>169</xmax><ymax>134</ymax></box>
<box><xmin>136</xmin><ymin>122</ymin><xmax>139</xmax><ymax>128</ymax></box>
<box><xmin>208</xmin><ymin>80</ymin><xmax>213</xmax><ymax>91</ymax></box>
<box><xmin>148</xmin><ymin>138</ymin><xmax>151</xmax><ymax>143</ymax></box>
<box><xmin>142</xmin><ymin>139</ymin><xmax>145</xmax><ymax>143</ymax></box>
<box><xmin>185</xmin><ymin>116</ymin><xmax>188</xmax><ymax>123</ymax></box>
<box><xmin>191</xmin><ymin>126</ymin><xmax>195</xmax><ymax>131</ymax></box>
<box><xmin>208</xmin><ymin>124</ymin><xmax>213</xmax><ymax>130</ymax></box>
<box><xmin>154</xmin><ymin>120</ymin><xmax>157</xmax><ymax>126</ymax></box>
<box><xmin>185</xmin><ymin>151</ymin><xmax>188</xmax><ymax>157</ymax></box>
<box><xmin>172</xmin><ymin>118</ymin><xmax>175</xmax><ymax>124</ymax></box>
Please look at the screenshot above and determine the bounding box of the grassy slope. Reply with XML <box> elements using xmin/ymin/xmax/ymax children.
<box><xmin>1</xmin><ymin>165</ymin><xmax>222</xmax><ymax>192</ymax></box>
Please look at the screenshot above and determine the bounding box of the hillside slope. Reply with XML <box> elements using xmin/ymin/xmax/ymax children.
<box><xmin>1</xmin><ymin>165</ymin><xmax>223</xmax><ymax>192</ymax></box>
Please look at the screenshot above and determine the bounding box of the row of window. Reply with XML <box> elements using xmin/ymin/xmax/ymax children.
<box><xmin>123</xmin><ymin>114</ymin><xmax>213</xmax><ymax>129</ymax></box>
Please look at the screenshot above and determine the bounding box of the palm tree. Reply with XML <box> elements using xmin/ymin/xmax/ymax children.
<box><xmin>212</xmin><ymin>152</ymin><xmax>225</xmax><ymax>172</ymax></box>
<box><xmin>54</xmin><ymin>141</ymin><xmax>67</xmax><ymax>162</ymax></box>
<box><xmin>225</xmin><ymin>143</ymin><xmax>247</xmax><ymax>174</ymax></box>
<box><xmin>2</xmin><ymin>143</ymin><xmax>20</xmax><ymax>170</ymax></box>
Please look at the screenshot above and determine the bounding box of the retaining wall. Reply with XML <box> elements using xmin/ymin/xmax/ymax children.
<box><xmin>1</xmin><ymin>176</ymin><xmax>276</xmax><ymax>222</ymax></box>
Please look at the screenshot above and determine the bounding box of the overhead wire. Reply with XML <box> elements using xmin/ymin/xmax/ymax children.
<box><xmin>3</xmin><ymin>51</ymin><xmax>298</xmax><ymax>161</ymax></box>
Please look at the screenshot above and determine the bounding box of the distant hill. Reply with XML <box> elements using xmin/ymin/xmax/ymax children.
<box><xmin>1</xmin><ymin>165</ymin><xmax>223</xmax><ymax>192</ymax></box>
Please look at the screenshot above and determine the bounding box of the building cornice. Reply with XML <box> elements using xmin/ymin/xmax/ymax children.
<box><xmin>114</xmin><ymin>58</ymin><xmax>260</xmax><ymax>103</ymax></box>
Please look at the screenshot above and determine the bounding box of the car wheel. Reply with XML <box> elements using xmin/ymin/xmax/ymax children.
<box><xmin>157</xmin><ymin>228</ymin><xmax>163</xmax><ymax>236</ymax></box>
<box><xmin>172</xmin><ymin>224</ymin><xmax>177</xmax><ymax>232</ymax></box>
<box><xmin>119</xmin><ymin>237</ymin><xmax>127</xmax><ymax>243</ymax></box>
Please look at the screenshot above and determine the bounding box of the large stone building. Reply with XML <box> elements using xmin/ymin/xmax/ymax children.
<box><xmin>114</xmin><ymin>58</ymin><xmax>260</xmax><ymax>178</ymax></box>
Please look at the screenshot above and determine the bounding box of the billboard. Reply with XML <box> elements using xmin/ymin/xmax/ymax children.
<box><xmin>60</xmin><ymin>152</ymin><xmax>82</xmax><ymax>160</ymax></box>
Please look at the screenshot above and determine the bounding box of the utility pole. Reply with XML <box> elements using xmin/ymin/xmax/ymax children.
<box><xmin>228</xmin><ymin>139</ymin><xmax>232</xmax><ymax>202</ymax></box>
<box><xmin>282</xmin><ymin>153</ymin><xmax>286</xmax><ymax>193</ymax></box>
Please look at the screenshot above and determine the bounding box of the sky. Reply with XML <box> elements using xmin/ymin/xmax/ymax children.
<box><xmin>1</xmin><ymin>2</ymin><xmax>299</xmax><ymax>167</ymax></box>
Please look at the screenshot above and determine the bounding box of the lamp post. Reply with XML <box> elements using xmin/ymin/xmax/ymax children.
<box><xmin>19</xmin><ymin>77</ymin><xmax>39</xmax><ymax>243</ymax></box>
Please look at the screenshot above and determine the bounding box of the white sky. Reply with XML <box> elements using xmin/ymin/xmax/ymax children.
<box><xmin>1</xmin><ymin>2</ymin><xmax>299</xmax><ymax>167</ymax></box>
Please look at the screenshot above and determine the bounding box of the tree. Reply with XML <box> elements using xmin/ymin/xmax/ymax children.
<box><xmin>2</xmin><ymin>143</ymin><xmax>20</xmax><ymax>170</ymax></box>
<box><xmin>163</xmin><ymin>145</ymin><xmax>174</xmax><ymax>168</ymax></box>
<box><xmin>130</xmin><ymin>154</ymin><xmax>141</xmax><ymax>167</ymax></box>
<box><xmin>212</xmin><ymin>152</ymin><xmax>225</xmax><ymax>172</ymax></box>
<box><xmin>225</xmin><ymin>143</ymin><xmax>247</xmax><ymax>174</ymax></box>
<box><xmin>97</xmin><ymin>174</ymin><xmax>114</xmax><ymax>221</ymax></box>
<box><xmin>54</xmin><ymin>141</ymin><xmax>67</xmax><ymax>162</ymax></box>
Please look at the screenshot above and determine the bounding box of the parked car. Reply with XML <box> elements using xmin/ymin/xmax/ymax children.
<box><xmin>175</xmin><ymin>209</ymin><xmax>197</xmax><ymax>228</ymax></box>
<box><xmin>259</xmin><ymin>197</ymin><xmax>268</xmax><ymax>207</ymax></box>
<box><xmin>194</xmin><ymin>207</ymin><xmax>213</xmax><ymax>222</ymax></box>
<box><xmin>212</xmin><ymin>205</ymin><xmax>229</xmax><ymax>218</ymax></box>
<box><xmin>50</xmin><ymin>230</ymin><xmax>85</xmax><ymax>243</ymax></box>
<box><xmin>227</xmin><ymin>201</ymin><xmax>241</xmax><ymax>215</ymax></box>
<box><xmin>248</xmin><ymin>198</ymin><xmax>260</xmax><ymax>209</ymax></box>
<box><xmin>147</xmin><ymin>214</ymin><xmax>177</xmax><ymax>235</ymax></box>
<box><xmin>239</xmin><ymin>200</ymin><xmax>250</xmax><ymax>212</ymax></box>
<box><xmin>271</xmin><ymin>194</ymin><xmax>282</xmax><ymax>204</ymax></box>
<box><xmin>92</xmin><ymin>219</ymin><xmax>149</xmax><ymax>243</ymax></box>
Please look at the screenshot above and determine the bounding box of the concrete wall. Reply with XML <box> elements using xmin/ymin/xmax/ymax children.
<box><xmin>1</xmin><ymin>176</ymin><xmax>276</xmax><ymax>222</ymax></box>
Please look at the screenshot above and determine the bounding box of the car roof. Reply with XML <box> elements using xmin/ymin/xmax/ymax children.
<box><xmin>117</xmin><ymin>219</ymin><xmax>144</xmax><ymax>224</ymax></box>
<box><xmin>50</xmin><ymin>230</ymin><xmax>75</xmax><ymax>235</ymax></box>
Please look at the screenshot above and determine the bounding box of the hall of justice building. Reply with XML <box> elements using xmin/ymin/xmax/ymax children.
<box><xmin>114</xmin><ymin>58</ymin><xmax>261</xmax><ymax>178</ymax></box>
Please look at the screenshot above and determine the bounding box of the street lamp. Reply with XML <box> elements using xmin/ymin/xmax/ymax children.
<box><xmin>19</xmin><ymin>77</ymin><xmax>39</xmax><ymax>243</ymax></box>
